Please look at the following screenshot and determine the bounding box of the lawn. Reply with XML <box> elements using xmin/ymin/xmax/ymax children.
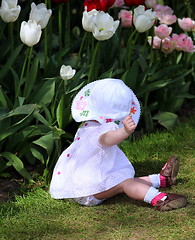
<box><xmin>0</xmin><ymin>117</ymin><xmax>194</xmax><ymax>240</ymax></box>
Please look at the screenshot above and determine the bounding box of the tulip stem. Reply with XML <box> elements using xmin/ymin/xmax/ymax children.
<box><xmin>65</xmin><ymin>1</ymin><xmax>70</xmax><ymax>46</ymax></box>
<box><xmin>16</xmin><ymin>47</ymin><xmax>30</xmax><ymax>100</ymax></box>
<box><xmin>78</xmin><ymin>32</ymin><xmax>88</xmax><ymax>59</ymax></box>
<box><xmin>26</xmin><ymin>46</ymin><xmax>33</xmax><ymax>82</ymax></box>
<box><xmin>126</xmin><ymin>29</ymin><xmax>137</xmax><ymax>68</ymax></box>
<box><xmin>88</xmin><ymin>41</ymin><xmax>100</xmax><ymax>83</ymax></box>
<box><xmin>51</xmin><ymin>78</ymin><xmax>64</xmax><ymax>118</ymax></box>
<box><xmin>149</xmin><ymin>28</ymin><xmax>155</xmax><ymax>66</ymax></box>
<box><xmin>58</xmin><ymin>4</ymin><xmax>63</xmax><ymax>65</ymax></box>
<box><xmin>9</xmin><ymin>22</ymin><xmax>14</xmax><ymax>53</ymax></box>
<box><xmin>47</xmin><ymin>0</ymin><xmax>52</xmax><ymax>58</ymax></box>
<box><xmin>44</xmin><ymin>0</ymin><xmax>49</xmax><ymax>73</ymax></box>
<box><xmin>44</xmin><ymin>27</ymin><xmax>48</xmax><ymax>74</ymax></box>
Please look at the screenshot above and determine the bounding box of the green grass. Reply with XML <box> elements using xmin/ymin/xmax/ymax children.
<box><xmin>0</xmin><ymin>117</ymin><xmax>194</xmax><ymax>240</ymax></box>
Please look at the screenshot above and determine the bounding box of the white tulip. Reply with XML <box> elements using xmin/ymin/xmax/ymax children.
<box><xmin>60</xmin><ymin>65</ymin><xmax>76</xmax><ymax>80</ymax></box>
<box><xmin>92</xmin><ymin>11</ymin><xmax>120</xmax><ymax>41</ymax></box>
<box><xmin>133</xmin><ymin>5</ymin><xmax>156</xmax><ymax>33</ymax></box>
<box><xmin>82</xmin><ymin>9</ymin><xmax>98</xmax><ymax>32</ymax></box>
<box><xmin>0</xmin><ymin>0</ymin><xmax>21</xmax><ymax>23</ymax></box>
<box><xmin>29</xmin><ymin>2</ymin><xmax>52</xmax><ymax>29</ymax></box>
<box><xmin>20</xmin><ymin>20</ymin><xmax>42</xmax><ymax>47</ymax></box>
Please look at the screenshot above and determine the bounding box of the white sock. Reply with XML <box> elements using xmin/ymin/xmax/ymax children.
<box><xmin>144</xmin><ymin>186</ymin><xmax>161</xmax><ymax>203</ymax></box>
<box><xmin>149</xmin><ymin>174</ymin><xmax>160</xmax><ymax>188</ymax></box>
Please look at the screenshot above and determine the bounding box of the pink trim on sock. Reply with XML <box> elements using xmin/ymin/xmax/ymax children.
<box><xmin>161</xmin><ymin>162</ymin><xmax>167</xmax><ymax>171</ymax></box>
<box><xmin>160</xmin><ymin>175</ymin><xmax>167</xmax><ymax>188</ymax></box>
<box><xmin>151</xmin><ymin>193</ymin><xmax>167</xmax><ymax>206</ymax></box>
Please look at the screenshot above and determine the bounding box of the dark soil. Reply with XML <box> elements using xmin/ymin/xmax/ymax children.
<box><xmin>0</xmin><ymin>179</ymin><xmax>22</xmax><ymax>202</ymax></box>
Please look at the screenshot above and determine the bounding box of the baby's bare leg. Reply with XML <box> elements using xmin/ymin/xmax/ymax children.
<box><xmin>133</xmin><ymin>176</ymin><xmax>152</xmax><ymax>186</ymax></box>
<box><xmin>94</xmin><ymin>178</ymin><xmax>151</xmax><ymax>201</ymax></box>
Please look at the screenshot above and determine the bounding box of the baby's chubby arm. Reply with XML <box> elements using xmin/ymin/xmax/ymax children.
<box><xmin>98</xmin><ymin>115</ymin><xmax>136</xmax><ymax>147</ymax></box>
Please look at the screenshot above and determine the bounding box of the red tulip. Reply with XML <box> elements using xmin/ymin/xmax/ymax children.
<box><xmin>84</xmin><ymin>0</ymin><xmax>115</xmax><ymax>12</ymax></box>
<box><xmin>52</xmin><ymin>0</ymin><xmax>70</xmax><ymax>3</ymax></box>
<box><xmin>124</xmin><ymin>0</ymin><xmax>145</xmax><ymax>6</ymax></box>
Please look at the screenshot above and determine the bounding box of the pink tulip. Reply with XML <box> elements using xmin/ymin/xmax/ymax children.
<box><xmin>113</xmin><ymin>0</ymin><xmax>125</xmax><ymax>8</ymax></box>
<box><xmin>148</xmin><ymin>36</ymin><xmax>175</xmax><ymax>54</ymax></box>
<box><xmin>145</xmin><ymin>0</ymin><xmax>157</xmax><ymax>8</ymax></box>
<box><xmin>158</xmin><ymin>14</ymin><xmax>177</xmax><ymax>25</ymax></box>
<box><xmin>118</xmin><ymin>9</ymin><xmax>133</xmax><ymax>27</ymax></box>
<box><xmin>172</xmin><ymin>33</ymin><xmax>195</xmax><ymax>52</ymax></box>
<box><xmin>161</xmin><ymin>37</ymin><xmax>175</xmax><ymax>54</ymax></box>
<box><xmin>178</xmin><ymin>17</ymin><xmax>195</xmax><ymax>32</ymax></box>
<box><xmin>154</xmin><ymin>5</ymin><xmax>173</xmax><ymax>18</ymax></box>
<box><xmin>148</xmin><ymin>36</ymin><xmax>161</xmax><ymax>49</ymax></box>
<box><xmin>154</xmin><ymin>24</ymin><xmax>172</xmax><ymax>39</ymax></box>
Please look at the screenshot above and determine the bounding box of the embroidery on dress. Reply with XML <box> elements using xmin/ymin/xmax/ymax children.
<box><xmin>76</xmin><ymin>101</ymin><xmax>87</xmax><ymax>110</ymax></box>
<box><xmin>106</xmin><ymin>119</ymin><xmax>113</xmax><ymax>123</ymax></box>
<box><xmin>130</xmin><ymin>107</ymin><xmax>136</xmax><ymax>114</ymax></box>
<box><xmin>80</xmin><ymin>110</ymin><xmax>89</xmax><ymax>117</ymax></box>
<box><xmin>84</xmin><ymin>89</ymin><xmax>90</xmax><ymax>97</ymax></box>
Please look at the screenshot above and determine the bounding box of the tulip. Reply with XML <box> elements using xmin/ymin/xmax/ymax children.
<box><xmin>133</xmin><ymin>5</ymin><xmax>156</xmax><ymax>33</ymax></box>
<box><xmin>154</xmin><ymin>4</ymin><xmax>173</xmax><ymax>19</ymax></box>
<box><xmin>161</xmin><ymin>37</ymin><xmax>175</xmax><ymax>54</ymax></box>
<box><xmin>178</xmin><ymin>18</ymin><xmax>195</xmax><ymax>32</ymax></box>
<box><xmin>148</xmin><ymin>35</ymin><xmax>161</xmax><ymax>49</ymax></box>
<box><xmin>172</xmin><ymin>33</ymin><xmax>195</xmax><ymax>52</ymax></box>
<box><xmin>118</xmin><ymin>9</ymin><xmax>133</xmax><ymax>28</ymax></box>
<box><xmin>124</xmin><ymin>0</ymin><xmax>145</xmax><ymax>6</ymax></box>
<box><xmin>145</xmin><ymin>0</ymin><xmax>157</xmax><ymax>8</ymax></box>
<box><xmin>113</xmin><ymin>0</ymin><xmax>125</xmax><ymax>8</ymax></box>
<box><xmin>92</xmin><ymin>11</ymin><xmax>120</xmax><ymax>41</ymax></box>
<box><xmin>84</xmin><ymin>0</ymin><xmax>115</xmax><ymax>12</ymax></box>
<box><xmin>29</xmin><ymin>2</ymin><xmax>52</xmax><ymax>29</ymax></box>
<box><xmin>148</xmin><ymin>36</ymin><xmax>175</xmax><ymax>54</ymax></box>
<box><xmin>20</xmin><ymin>20</ymin><xmax>42</xmax><ymax>47</ymax></box>
<box><xmin>82</xmin><ymin>9</ymin><xmax>98</xmax><ymax>32</ymax></box>
<box><xmin>0</xmin><ymin>0</ymin><xmax>21</xmax><ymax>22</ymax></box>
<box><xmin>52</xmin><ymin>0</ymin><xmax>70</xmax><ymax>2</ymax></box>
<box><xmin>158</xmin><ymin>14</ymin><xmax>177</xmax><ymax>25</ymax></box>
<box><xmin>154</xmin><ymin>24</ymin><xmax>172</xmax><ymax>39</ymax></box>
<box><xmin>60</xmin><ymin>65</ymin><xmax>76</xmax><ymax>80</ymax></box>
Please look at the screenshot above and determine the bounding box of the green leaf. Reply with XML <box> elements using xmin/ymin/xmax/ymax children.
<box><xmin>30</xmin><ymin>79</ymin><xmax>55</xmax><ymax>105</ymax></box>
<box><xmin>34</xmin><ymin>112</ymin><xmax>51</xmax><ymax>126</ymax></box>
<box><xmin>32</xmin><ymin>132</ymin><xmax>54</xmax><ymax>166</ymax></box>
<box><xmin>0</xmin><ymin>104</ymin><xmax>40</xmax><ymax>121</ymax></box>
<box><xmin>30</xmin><ymin>145</ymin><xmax>46</xmax><ymax>164</ymax></box>
<box><xmin>10</xmin><ymin>67</ymin><xmax>20</xmax><ymax>98</ymax></box>
<box><xmin>0</xmin><ymin>152</ymin><xmax>32</xmax><ymax>181</ymax></box>
<box><xmin>149</xmin><ymin>65</ymin><xmax>181</xmax><ymax>82</ymax></box>
<box><xmin>67</xmin><ymin>81</ymin><xmax>86</xmax><ymax>94</ymax></box>
<box><xmin>0</xmin><ymin>44</ymin><xmax>23</xmax><ymax>81</ymax></box>
<box><xmin>153</xmin><ymin>112</ymin><xmax>179</xmax><ymax>130</ymax></box>
<box><xmin>0</xmin><ymin>107</ymin><xmax>11</xmax><ymax>131</ymax></box>
<box><xmin>143</xmin><ymin>108</ymin><xmax>154</xmax><ymax>132</ymax></box>
<box><xmin>137</xmin><ymin>79</ymin><xmax>171</xmax><ymax>96</ymax></box>
<box><xmin>23</xmin><ymin>57</ymin><xmax>40</xmax><ymax>99</ymax></box>
<box><xmin>0</xmin><ymin>111</ymin><xmax>34</xmax><ymax>141</ymax></box>
<box><xmin>139</xmin><ymin>53</ymin><xmax>147</xmax><ymax>72</ymax></box>
<box><xmin>56</xmin><ymin>96</ymin><xmax>65</xmax><ymax>129</ymax></box>
<box><xmin>121</xmin><ymin>59</ymin><xmax>140</xmax><ymax>90</ymax></box>
<box><xmin>0</xmin><ymin>87</ymin><xmax>8</xmax><ymax>107</ymax></box>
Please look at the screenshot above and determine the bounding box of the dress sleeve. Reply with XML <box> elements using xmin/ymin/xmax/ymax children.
<box><xmin>96</xmin><ymin>122</ymin><xmax>119</xmax><ymax>147</ymax></box>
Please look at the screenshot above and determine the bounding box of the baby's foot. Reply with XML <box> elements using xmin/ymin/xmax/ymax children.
<box><xmin>160</xmin><ymin>156</ymin><xmax>179</xmax><ymax>187</ymax></box>
<box><xmin>151</xmin><ymin>192</ymin><xmax>187</xmax><ymax>211</ymax></box>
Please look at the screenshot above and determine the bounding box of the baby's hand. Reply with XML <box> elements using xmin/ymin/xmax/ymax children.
<box><xmin>122</xmin><ymin>115</ymin><xmax>136</xmax><ymax>135</ymax></box>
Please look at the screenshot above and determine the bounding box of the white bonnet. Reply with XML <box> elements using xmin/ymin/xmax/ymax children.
<box><xmin>71</xmin><ymin>78</ymin><xmax>140</xmax><ymax>125</ymax></box>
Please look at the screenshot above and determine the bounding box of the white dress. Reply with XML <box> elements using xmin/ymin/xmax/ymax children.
<box><xmin>50</xmin><ymin>121</ymin><xmax>135</xmax><ymax>199</ymax></box>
